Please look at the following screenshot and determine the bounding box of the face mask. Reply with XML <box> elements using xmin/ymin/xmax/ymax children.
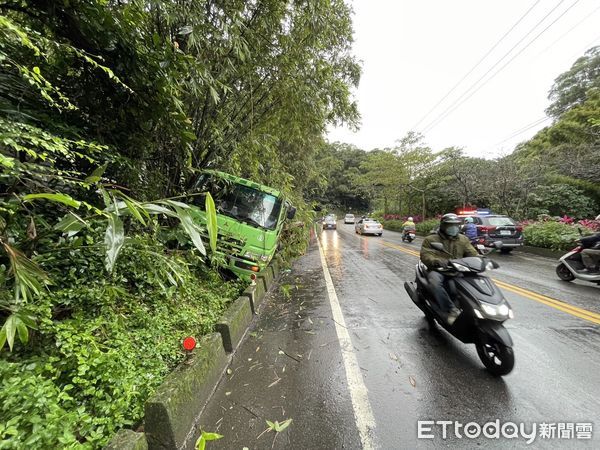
<box><xmin>445</xmin><ymin>225</ymin><xmax>459</xmax><ymax>237</ymax></box>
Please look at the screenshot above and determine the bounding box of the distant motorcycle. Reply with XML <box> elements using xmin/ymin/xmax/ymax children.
<box><xmin>404</xmin><ymin>241</ymin><xmax>515</xmax><ymax>376</ymax></box>
<box><xmin>402</xmin><ymin>230</ymin><xmax>416</xmax><ymax>243</ymax></box>
<box><xmin>556</xmin><ymin>244</ymin><xmax>600</xmax><ymax>285</ymax></box>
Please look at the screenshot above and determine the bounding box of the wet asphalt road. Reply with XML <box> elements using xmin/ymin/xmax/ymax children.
<box><xmin>199</xmin><ymin>225</ymin><xmax>600</xmax><ymax>449</ymax></box>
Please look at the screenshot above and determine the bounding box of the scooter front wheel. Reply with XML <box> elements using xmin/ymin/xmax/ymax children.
<box><xmin>556</xmin><ymin>263</ymin><xmax>575</xmax><ymax>282</ymax></box>
<box><xmin>476</xmin><ymin>338</ymin><xmax>514</xmax><ymax>376</ymax></box>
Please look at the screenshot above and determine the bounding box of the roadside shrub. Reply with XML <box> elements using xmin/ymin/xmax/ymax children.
<box><xmin>380</xmin><ymin>218</ymin><xmax>438</xmax><ymax>235</ymax></box>
<box><xmin>381</xmin><ymin>219</ymin><xmax>403</xmax><ymax>232</ymax></box>
<box><xmin>416</xmin><ymin>219</ymin><xmax>439</xmax><ymax>235</ymax></box>
<box><xmin>0</xmin><ymin>232</ymin><xmax>242</xmax><ymax>449</ymax></box>
<box><xmin>522</xmin><ymin>221</ymin><xmax>593</xmax><ymax>251</ymax></box>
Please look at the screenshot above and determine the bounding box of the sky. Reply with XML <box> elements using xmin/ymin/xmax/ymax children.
<box><xmin>327</xmin><ymin>0</ymin><xmax>600</xmax><ymax>157</ymax></box>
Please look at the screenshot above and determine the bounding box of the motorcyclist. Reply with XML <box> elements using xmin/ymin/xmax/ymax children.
<box><xmin>402</xmin><ymin>216</ymin><xmax>416</xmax><ymax>237</ymax></box>
<box><xmin>462</xmin><ymin>217</ymin><xmax>478</xmax><ymax>243</ymax></box>
<box><xmin>420</xmin><ymin>213</ymin><xmax>479</xmax><ymax>324</ymax></box>
<box><xmin>580</xmin><ymin>231</ymin><xmax>600</xmax><ymax>273</ymax></box>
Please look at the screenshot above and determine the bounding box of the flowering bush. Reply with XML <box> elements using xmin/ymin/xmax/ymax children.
<box><xmin>382</xmin><ymin>214</ymin><xmax>423</xmax><ymax>222</ymax></box>
<box><xmin>522</xmin><ymin>221</ymin><xmax>595</xmax><ymax>250</ymax></box>
<box><xmin>558</xmin><ymin>215</ymin><xmax>575</xmax><ymax>224</ymax></box>
<box><xmin>578</xmin><ymin>219</ymin><xmax>600</xmax><ymax>232</ymax></box>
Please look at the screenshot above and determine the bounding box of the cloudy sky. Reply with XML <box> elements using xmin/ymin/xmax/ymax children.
<box><xmin>327</xmin><ymin>0</ymin><xmax>600</xmax><ymax>157</ymax></box>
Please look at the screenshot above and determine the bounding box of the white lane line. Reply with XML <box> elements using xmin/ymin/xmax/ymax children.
<box><xmin>316</xmin><ymin>235</ymin><xmax>376</xmax><ymax>449</ymax></box>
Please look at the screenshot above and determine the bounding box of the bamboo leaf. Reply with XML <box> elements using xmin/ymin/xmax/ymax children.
<box><xmin>142</xmin><ymin>203</ymin><xmax>177</xmax><ymax>217</ymax></box>
<box><xmin>55</xmin><ymin>213</ymin><xmax>88</xmax><ymax>237</ymax></box>
<box><xmin>173</xmin><ymin>206</ymin><xmax>206</xmax><ymax>256</ymax></box>
<box><xmin>104</xmin><ymin>212</ymin><xmax>124</xmax><ymax>272</ymax></box>
<box><xmin>0</xmin><ymin>327</ymin><xmax>6</xmax><ymax>351</ymax></box>
<box><xmin>16</xmin><ymin>318</ymin><xmax>28</xmax><ymax>344</ymax></box>
<box><xmin>85</xmin><ymin>163</ymin><xmax>108</xmax><ymax>184</ymax></box>
<box><xmin>201</xmin><ymin>432</ymin><xmax>223</xmax><ymax>442</ymax></box>
<box><xmin>23</xmin><ymin>193</ymin><xmax>81</xmax><ymax>208</ymax></box>
<box><xmin>3</xmin><ymin>314</ymin><xmax>16</xmax><ymax>351</ymax></box>
<box><xmin>205</xmin><ymin>192</ymin><xmax>218</xmax><ymax>254</ymax></box>
<box><xmin>123</xmin><ymin>198</ymin><xmax>146</xmax><ymax>225</ymax></box>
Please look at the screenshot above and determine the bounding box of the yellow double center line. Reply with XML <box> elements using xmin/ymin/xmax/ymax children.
<box><xmin>378</xmin><ymin>239</ymin><xmax>600</xmax><ymax>325</ymax></box>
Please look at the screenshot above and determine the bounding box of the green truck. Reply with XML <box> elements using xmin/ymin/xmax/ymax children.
<box><xmin>189</xmin><ymin>170</ymin><xmax>296</xmax><ymax>280</ymax></box>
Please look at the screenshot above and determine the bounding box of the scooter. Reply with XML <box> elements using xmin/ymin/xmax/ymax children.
<box><xmin>402</xmin><ymin>230</ymin><xmax>416</xmax><ymax>243</ymax></box>
<box><xmin>404</xmin><ymin>242</ymin><xmax>515</xmax><ymax>376</ymax></box>
<box><xmin>556</xmin><ymin>244</ymin><xmax>600</xmax><ymax>285</ymax></box>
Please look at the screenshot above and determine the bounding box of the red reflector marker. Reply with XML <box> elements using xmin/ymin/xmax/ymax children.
<box><xmin>183</xmin><ymin>337</ymin><xmax>196</xmax><ymax>351</ymax></box>
<box><xmin>250</xmin><ymin>273</ymin><xmax>257</xmax><ymax>281</ymax></box>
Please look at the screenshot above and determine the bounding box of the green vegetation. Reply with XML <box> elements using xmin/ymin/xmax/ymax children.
<box><xmin>522</xmin><ymin>221</ymin><xmax>594</xmax><ymax>251</ymax></box>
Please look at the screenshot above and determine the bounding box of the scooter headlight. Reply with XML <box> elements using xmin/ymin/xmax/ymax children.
<box><xmin>452</xmin><ymin>262</ymin><xmax>471</xmax><ymax>272</ymax></box>
<box><xmin>485</xmin><ymin>261</ymin><xmax>495</xmax><ymax>271</ymax></box>
<box><xmin>481</xmin><ymin>303</ymin><xmax>498</xmax><ymax>316</ymax></box>
<box><xmin>480</xmin><ymin>302</ymin><xmax>512</xmax><ymax>318</ymax></box>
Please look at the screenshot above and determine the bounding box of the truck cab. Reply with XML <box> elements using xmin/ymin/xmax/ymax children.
<box><xmin>188</xmin><ymin>170</ymin><xmax>295</xmax><ymax>279</ymax></box>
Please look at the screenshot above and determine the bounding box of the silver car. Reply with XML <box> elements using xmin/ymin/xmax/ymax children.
<box><xmin>344</xmin><ymin>213</ymin><xmax>355</xmax><ymax>224</ymax></box>
<box><xmin>323</xmin><ymin>215</ymin><xmax>337</xmax><ymax>230</ymax></box>
<box><xmin>355</xmin><ymin>218</ymin><xmax>383</xmax><ymax>236</ymax></box>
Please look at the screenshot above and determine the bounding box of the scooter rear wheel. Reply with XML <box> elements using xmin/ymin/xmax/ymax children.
<box><xmin>476</xmin><ymin>339</ymin><xmax>514</xmax><ymax>376</ymax></box>
<box><xmin>556</xmin><ymin>263</ymin><xmax>575</xmax><ymax>282</ymax></box>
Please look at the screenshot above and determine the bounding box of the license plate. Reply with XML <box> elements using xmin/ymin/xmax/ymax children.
<box><xmin>500</xmin><ymin>230</ymin><xmax>511</xmax><ymax>235</ymax></box>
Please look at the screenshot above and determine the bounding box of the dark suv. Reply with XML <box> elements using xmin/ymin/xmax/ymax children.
<box><xmin>459</xmin><ymin>214</ymin><xmax>523</xmax><ymax>254</ymax></box>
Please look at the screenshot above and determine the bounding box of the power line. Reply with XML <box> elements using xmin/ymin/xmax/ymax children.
<box><xmin>535</xmin><ymin>2</ymin><xmax>600</xmax><ymax>57</ymax></box>
<box><xmin>410</xmin><ymin>0</ymin><xmax>542</xmax><ymax>131</ymax></box>
<box><xmin>420</xmin><ymin>0</ymin><xmax>574</xmax><ymax>134</ymax></box>
<box><xmin>494</xmin><ymin>116</ymin><xmax>551</xmax><ymax>146</ymax></box>
<box><xmin>420</xmin><ymin>0</ymin><xmax>578</xmax><ymax>135</ymax></box>
<box><xmin>568</xmin><ymin>32</ymin><xmax>600</xmax><ymax>61</ymax></box>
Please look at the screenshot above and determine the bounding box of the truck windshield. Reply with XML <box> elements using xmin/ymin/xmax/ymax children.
<box><xmin>193</xmin><ymin>174</ymin><xmax>282</xmax><ymax>230</ymax></box>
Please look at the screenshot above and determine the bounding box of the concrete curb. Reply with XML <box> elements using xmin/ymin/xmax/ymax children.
<box><xmin>105</xmin><ymin>430</ymin><xmax>148</xmax><ymax>450</ymax></box>
<box><xmin>104</xmin><ymin>261</ymin><xmax>280</xmax><ymax>450</ymax></box>
<box><xmin>240</xmin><ymin>277</ymin><xmax>266</xmax><ymax>314</ymax></box>
<box><xmin>215</xmin><ymin>297</ymin><xmax>253</xmax><ymax>353</ymax></box>
<box><xmin>513</xmin><ymin>245</ymin><xmax>562</xmax><ymax>260</ymax></box>
<box><xmin>144</xmin><ymin>333</ymin><xmax>228</xmax><ymax>450</ymax></box>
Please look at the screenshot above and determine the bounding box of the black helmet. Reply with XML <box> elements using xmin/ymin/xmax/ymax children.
<box><xmin>440</xmin><ymin>213</ymin><xmax>461</xmax><ymax>225</ymax></box>
<box><xmin>439</xmin><ymin>213</ymin><xmax>461</xmax><ymax>236</ymax></box>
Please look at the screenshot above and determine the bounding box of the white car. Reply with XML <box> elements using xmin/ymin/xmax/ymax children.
<box><xmin>355</xmin><ymin>218</ymin><xmax>383</xmax><ymax>236</ymax></box>
<box><xmin>344</xmin><ymin>214</ymin><xmax>355</xmax><ymax>224</ymax></box>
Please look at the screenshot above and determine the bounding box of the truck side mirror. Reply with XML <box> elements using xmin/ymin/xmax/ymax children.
<box><xmin>287</xmin><ymin>206</ymin><xmax>297</xmax><ymax>220</ymax></box>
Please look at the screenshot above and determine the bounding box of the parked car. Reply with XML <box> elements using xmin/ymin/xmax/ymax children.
<box><xmin>344</xmin><ymin>213</ymin><xmax>355</xmax><ymax>224</ymax></box>
<box><xmin>323</xmin><ymin>214</ymin><xmax>337</xmax><ymax>230</ymax></box>
<box><xmin>458</xmin><ymin>214</ymin><xmax>523</xmax><ymax>254</ymax></box>
<box><xmin>355</xmin><ymin>218</ymin><xmax>383</xmax><ymax>236</ymax></box>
